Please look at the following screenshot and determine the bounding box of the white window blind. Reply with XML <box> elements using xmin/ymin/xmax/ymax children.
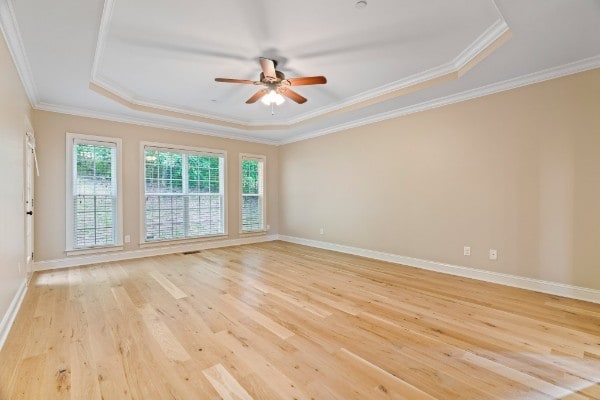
<box><xmin>71</xmin><ymin>139</ymin><xmax>118</xmax><ymax>249</ymax></box>
<box><xmin>241</xmin><ymin>155</ymin><xmax>265</xmax><ymax>232</ymax></box>
<box><xmin>144</xmin><ymin>145</ymin><xmax>225</xmax><ymax>241</ymax></box>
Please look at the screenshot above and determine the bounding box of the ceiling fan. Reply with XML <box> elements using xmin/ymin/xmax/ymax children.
<box><xmin>214</xmin><ymin>57</ymin><xmax>327</xmax><ymax>105</ymax></box>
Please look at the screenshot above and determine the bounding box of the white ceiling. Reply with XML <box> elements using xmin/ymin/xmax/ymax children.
<box><xmin>2</xmin><ymin>0</ymin><xmax>600</xmax><ymax>144</ymax></box>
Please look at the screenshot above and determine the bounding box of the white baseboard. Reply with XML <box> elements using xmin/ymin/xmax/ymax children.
<box><xmin>0</xmin><ymin>279</ymin><xmax>28</xmax><ymax>352</ymax></box>
<box><xmin>34</xmin><ymin>235</ymin><xmax>278</xmax><ymax>271</ymax></box>
<box><xmin>278</xmin><ymin>235</ymin><xmax>600</xmax><ymax>304</ymax></box>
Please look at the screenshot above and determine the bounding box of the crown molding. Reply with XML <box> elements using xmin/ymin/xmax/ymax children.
<box><xmin>91</xmin><ymin>76</ymin><xmax>259</xmax><ymax>127</ymax></box>
<box><xmin>453</xmin><ymin>18</ymin><xmax>508</xmax><ymax>70</ymax></box>
<box><xmin>90</xmin><ymin>0</ymin><xmax>115</xmax><ymax>80</ymax></box>
<box><xmin>279</xmin><ymin>55</ymin><xmax>600</xmax><ymax>145</ymax></box>
<box><xmin>34</xmin><ymin>54</ymin><xmax>600</xmax><ymax>147</ymax></box>
<box><xmin>0</xmin><ymin>0</ymin><xmax>38</xmax><ymax>105</ymax></box>
<box><xmin>34</xmin><ymin>102</ymin><xmax>279</xmax><ymax>145</ymax></box>
<box><xmin>287</xmin><ymin>18</ymin><xmax>510</xmax><ymax>125</ymax></box>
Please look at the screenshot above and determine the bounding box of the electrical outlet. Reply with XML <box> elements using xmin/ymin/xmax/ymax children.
<box><xmin>463</xmin><ymin>246</ymin><xmax>471</xmax><ymax>256</ymax></box>
<box><xmin>319</xmin><ymin>227</ymin><xmax>324</xmax><ymax>235</ymax></box>
<box><xmin>125</xmin><ymin>235</ymin><xmax>131</xmax><ymax>243</ymax></box>
<box><xmin>489</xmin><ymin>249</ymin><xmax>498</xmax><ymax>260</ymax></box>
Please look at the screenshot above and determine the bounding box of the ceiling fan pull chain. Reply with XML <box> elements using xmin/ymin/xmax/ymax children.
<box><xmin>271</xmin><ymin>102</ymin><xmax>275</xmax><ymax>116</ymax></box>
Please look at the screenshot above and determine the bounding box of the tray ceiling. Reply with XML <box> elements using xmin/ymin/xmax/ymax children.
<box><xmin>2</xmin><ymin>0</ymin><xmax>600</xmax><ymax>144</ymax></box>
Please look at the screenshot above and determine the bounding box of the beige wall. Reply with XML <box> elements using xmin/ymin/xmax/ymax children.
<box><xmin>33</xmin><ymin>111</ymin><xmax>278</xmax><ymax>261</ymax></box>
<box><xmin>27</xmin><ymin>66</ymin><xmax>600</xmax><ymax>292</ymax></box>
<box><xmin>0</xmin><ymin>31</ymin><xmax>33</xmax><ymax>321</ymax></box>
<box><xmin>279</xmin><ymin>68</ymin><xmax>600</xmax><ymax>290</ymax></box>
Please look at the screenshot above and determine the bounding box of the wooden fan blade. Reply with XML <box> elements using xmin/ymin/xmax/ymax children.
<box><xmin>259</xmin><ymin>57</ymin><xmax>277</xmax><ymax>79</ymax></box>
<box><xmin>281</xmin><ymin>88</ymin><xmax>307</xmax><ymax>104</ymax></box>
<box><xmin>246</xmin><ymin>89</ymin><xmax>269</xmax><ymax>104</ymax></box>
<box><xmin>287</xmin><ymin>76</ymin><xmax>327</xmax><ymax>86</ymax></box>
<box><xmin>215</xmin><ymin>78</ymin><xmax>255</xmax><ymax>84</ymax></box>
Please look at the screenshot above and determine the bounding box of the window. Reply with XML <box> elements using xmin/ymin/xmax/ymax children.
<box><xmin>66</xmin><ymin>133</ymin><xmax>122</xmax><ymax>251</ymax></box>
<box><xmin>240</xmin><ymin>154</ymin><xmax>266</xmax><ymax>233</ymax></box>
<box><xmin>143</xmin><ymin>143</ymin><xmax>226</xmax><ymax>242</ymax></box>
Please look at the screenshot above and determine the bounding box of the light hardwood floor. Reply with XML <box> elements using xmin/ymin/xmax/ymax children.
<box><xmin>1</xmin><ymin>241</ymin><xmax>600</xmax><ymax>399</ymax></box>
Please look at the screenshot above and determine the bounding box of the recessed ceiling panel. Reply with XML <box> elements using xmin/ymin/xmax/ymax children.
<box><xmin>95</xmin><ymin>0</ymin><xmax>504</xmax><ymax>124</ymax></box>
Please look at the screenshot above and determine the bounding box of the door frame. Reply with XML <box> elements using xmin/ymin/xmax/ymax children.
<box><xmin>24</xmin><ymin>121</ymin><xmax>35</xmax><ymax>280</ymax></box>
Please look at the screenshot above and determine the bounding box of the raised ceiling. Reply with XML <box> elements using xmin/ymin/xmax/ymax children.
<box><xmin>2</xmin><ymin>0</ymin><xmax>600</xmax><ymax>144</ymax></box>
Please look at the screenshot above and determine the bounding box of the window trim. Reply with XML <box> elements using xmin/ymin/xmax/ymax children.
<box><xmin>239</xmin><ymin>153</ymin><xmax>267</xmax><ymax>234</ymax></box>
<box><xmin>139</xmin><ymin>141</ymin><xmax>228</xmax><ymax>245</ymax></box>
<box><xmin>65</xmin><ymin>132</ymin><xmax>123</xmax><ymax>253</ymax></box>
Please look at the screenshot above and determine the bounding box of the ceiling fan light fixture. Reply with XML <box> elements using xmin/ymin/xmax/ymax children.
<box><xmin>261</xmin><ymin>89</ymin><xmax>285</xmax><ymax>106</ymax></box>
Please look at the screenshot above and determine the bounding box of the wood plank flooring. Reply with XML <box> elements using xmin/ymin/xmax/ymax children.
<box><xmin>1</xmin><ymin>241</ymin><xmax>600</xmax><ymax>399</ymax></box>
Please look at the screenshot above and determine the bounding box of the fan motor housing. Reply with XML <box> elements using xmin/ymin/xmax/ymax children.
<box><xmin>260</xmin><ymin>70</ymin><xmax>285</xmax><ymax>84</ymax></box>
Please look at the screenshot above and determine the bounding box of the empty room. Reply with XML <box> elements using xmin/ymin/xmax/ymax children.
<box><xmin>1</xmin><ymin>0</ymin><xmax>600</xmax><ymax>399</ymax></box>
